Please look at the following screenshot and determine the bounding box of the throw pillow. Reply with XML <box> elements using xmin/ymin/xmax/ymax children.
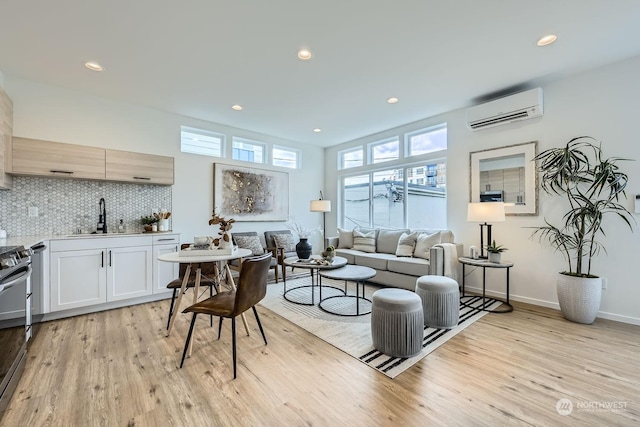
<box><xmin>273</xmin><ymin>233</ymin><xmax>296</xmax><ymax>253</ymax></box>
<box><xmin>377</xmin><ymin>229</ymin><xmax>410</xmax><ymax>254</ymax></box>
<box><xmin>337</xmin><ymin>227</ymin><xmax>354</xmax><ymax>249</ymax></box>
<box><xmin>413</xmin><ymin>231</ymin><xmax>441</xmax><ymax>260</ymax></box>
<box><xmin>352</xmin><ymin>230</ymin><xmax>376</xmax><ymax>253</ymax></box>
<box><xmin>233</xmin><ymin>235</ymin><xmax>265</xmax><ymax>256</ymax></box>
<box><xmin>395</xmin><ymin>232</ymin><xmax>418</xmax><ymax>257</ymax></box>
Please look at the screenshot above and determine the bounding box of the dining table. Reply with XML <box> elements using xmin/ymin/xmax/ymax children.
<box><xmin>158</xmin><ymin>248</ymin><xmax>253</xmax><ymax>351</ymax></box>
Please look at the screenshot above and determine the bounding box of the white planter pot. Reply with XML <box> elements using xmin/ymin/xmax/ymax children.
<box><xmin>488</xmin><ymin>252</ymin><xmax>501</xmax><ymax>263</ymax></box>
<box><xmin>556</xmin><ymin>273</ymin><xmax>602</xmax><ymax>324</ymax></box>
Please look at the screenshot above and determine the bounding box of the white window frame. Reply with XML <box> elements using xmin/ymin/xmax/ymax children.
<box><xmin>272</xmin><ymin>145</ymin><xmax>300</xmax><ymax>169</ymax></box>
<box><xmin>232</xmin><ymin>137</ymin><xmax>267</xmax><ymax>164</ymax></box>
<box><xmin>405</xmin><ymin>123</ymin><xmax>447</xmax><ymax>157</ymax></box>
<box><xmin>368</xmin><ymin>137</ymin><xmax>399</xmax><ymax>164</ymax></box>
<box><xmin>180</xmin><ymin>126</ymin><xmax>225</xmax><ymax>157</ymax></box>
<box><xmin>338</xmin><ymin>146</ymin><xmax>364</xmax><ymax>170</ymax></box>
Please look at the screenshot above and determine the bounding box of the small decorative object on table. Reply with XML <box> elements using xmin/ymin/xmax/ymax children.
<box><xmin>486</xmin><ymin>240</ymin><xmax>507</xmax><ymax>263</ymax></box>
<box><xmin>286</xmin><ymin>219</ymin><xmax>320</xmax><ymax>260</ymax></box>
<box><xmin>321</xmin><ymin>245</ymin><xmax>336</xmax><ymax>260</ymax></box>
<box><xmin>209</xmin><ymin>208</ymin><xmax>235</xmax><ymax>249</ymax></box>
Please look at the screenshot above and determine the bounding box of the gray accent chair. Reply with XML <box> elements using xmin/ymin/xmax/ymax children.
<box><xmin>264</xmin><ymin>230</ymin><xmax>297</xmax><ymax>282</ymax></box>
<box><xmin>230</xmin><ymin>231</ymin><xmax>281</xmax><ymax>282</ymax></box>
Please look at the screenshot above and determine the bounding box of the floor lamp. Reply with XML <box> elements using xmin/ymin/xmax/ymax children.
<box><xmin>310</xmin><ymin>191</ymin><xmax>331</xmax><ymax>248</ymax></box>
<box><xmin>467</xmin><ymin>202</ymin><xmax>505</xmax><ymax>258</ymax></box>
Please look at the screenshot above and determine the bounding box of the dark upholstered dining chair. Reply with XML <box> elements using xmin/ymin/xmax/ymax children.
<box><xmin>179</xmin><ymin>253</ymin><xmax>272</xmax><ymax>378</ymax></box>
<box><xmin>165</xmin><ymin>243</ymin><xmax>219</xmax><ymax>330</ymax></box>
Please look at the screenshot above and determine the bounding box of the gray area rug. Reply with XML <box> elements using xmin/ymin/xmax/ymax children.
<box><xmin>260</xmin><ymin>276</ymin><xmax>500</xmax><ymax>378</ymax></box>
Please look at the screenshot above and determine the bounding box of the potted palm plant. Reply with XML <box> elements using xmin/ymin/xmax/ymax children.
<box><xmin>530</xmin><ymin>136</ymin><xmax>634</xmax><ymax>324</ymax></box>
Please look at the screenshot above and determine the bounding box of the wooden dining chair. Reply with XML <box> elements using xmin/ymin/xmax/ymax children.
<box><xmin>165</xmin><ymin>243</ymin><xmax>219</xmax><ymax>330</ymax></box>
<box><xmin>179</xmin><ymin>253</ymin><xmax>272</xmax><ymax>378</ymax></box>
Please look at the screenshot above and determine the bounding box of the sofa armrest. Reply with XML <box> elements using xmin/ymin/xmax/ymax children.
<box><xmin>428</xmin><ymin>243</ymin><xmax>463</xmax><ymax>276</ymax></box>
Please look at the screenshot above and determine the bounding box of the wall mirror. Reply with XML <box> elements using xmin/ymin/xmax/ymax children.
<box><xmin>469</xmin><ymin>141</ymin><xmax>538</xmax><ymax>216</ymax></box>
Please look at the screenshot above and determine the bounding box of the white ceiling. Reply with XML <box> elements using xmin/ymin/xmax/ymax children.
<box><xmin>2</xmin><ymin>1</ymin><xmax>640</xmax><ymax>147</ymax></box>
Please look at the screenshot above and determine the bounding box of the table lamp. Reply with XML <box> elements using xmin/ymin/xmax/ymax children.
<box><xmin>310</xmin><ymin>191</ymin><xmax>331</xmax><ymax>248</ymax></box>
<box><xmin>467</xmin><ymin>202</ymin><xmax>505</xmax><ymax>258</ymax></box>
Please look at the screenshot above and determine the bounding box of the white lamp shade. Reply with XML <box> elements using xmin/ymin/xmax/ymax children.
<box><xmin>310</xmin><ymin>199</ymin><xmax>331</xmax><ymax>212</ymax></box>
<box><xmin>467</xmin><ymin>202</ymin><xmax>505</xmax><ymax>223</ymax></box>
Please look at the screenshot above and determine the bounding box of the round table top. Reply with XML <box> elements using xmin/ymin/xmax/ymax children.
<box><xmin>458</xmin><ymin>256</ymin><xmax>514</xmax><ymax>268</ymax></box>
<box><xmin>158</xmin><ymin>247</ymin><xmax>253</xmax><ymax>263</ymax></box>
<box><xmin>319</xmin><ymin>265</ymin><xmax>376</xmax><ymax>281</ymax></box>
<box><xmin>283</xmin><ymin>256</ymin><xmax>347</xmax><ymax>270</ymax></box>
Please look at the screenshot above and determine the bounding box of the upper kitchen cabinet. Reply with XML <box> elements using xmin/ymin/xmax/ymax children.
<box><xmin>12</xmin><ymin>137</ymin><xmax>106</xmax><ymax>180</ymax></box>
<box><xmin>0</xmin><ymin>87</ymin><xmax>13</xmax><ymax>189</ymax></box>
<box><xmin>105</xmin><ymin>149</ymin><xmax>174</xmax><ymax>185</ymax></box>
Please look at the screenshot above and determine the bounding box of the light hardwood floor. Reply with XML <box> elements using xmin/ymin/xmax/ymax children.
<box><xmin>3</xmin><ymin>286</ymin><xmax>639</xmax><ymax>426</ymax></box>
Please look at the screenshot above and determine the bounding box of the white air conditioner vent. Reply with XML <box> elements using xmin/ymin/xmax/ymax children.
<box><xmin>467</xmin><ymin>88</ymin><xmax>543</xmax><ymax>131</ymax></box>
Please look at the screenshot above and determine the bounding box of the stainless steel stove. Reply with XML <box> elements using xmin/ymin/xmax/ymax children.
<box><xmin>0</xmin><ymin>245</ymin><xmax>33</xmax><ymax>419</ymax></box>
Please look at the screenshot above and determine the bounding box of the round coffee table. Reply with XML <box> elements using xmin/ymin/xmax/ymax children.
<box><xmin>318</xmin><ymin>265</ymin><xmax>376</xmax><ymax>316</ymax></box>
<box><xmin>282</xmin><ymin>256</ymin><xmax>347</xmax><ymax>305</ymax></box>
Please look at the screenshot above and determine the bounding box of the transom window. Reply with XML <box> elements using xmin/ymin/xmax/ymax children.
<box><xmin>369</xmin><ymin>138</ymin><xmax>399</xmax><ymax>164</ymax></box>
<box><xmin>180</xmin><ymin>126</ymin><xmax>225</xmax><ymax>157</ymax></box>
<box><xmin>339</xmin><ymin>147</ymin><xmax>364</xmax><ymax>170</ymax></box>
<box><xmin>405</xmin><ymin>124</ymin><xmax>447</xmax><ymax>157</ymax></box>
<box><xmin>232</xmin><ymin>137</ymin><xmax>265</xmax><ymax>164</ymax></box>
<box><xmin>272</xmin><ymin>146</ymin><xmax>300</xmax><ymax>169</ymax></box>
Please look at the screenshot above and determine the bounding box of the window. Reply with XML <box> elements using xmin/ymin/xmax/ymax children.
<box><xmin>372</xmin><ymin>169</ymin><xmax>404</xmax><ymax>229</ymax></box>
<box><xmin>406</xmin><ymin>124</ymin><xmax>447</xmax><ymax>157</ymax></box>
<box><xmin>232</xmin><ymin>137</ymin><xmax>265</xmax><ymax>164</ymax></box>
<box><xmin>339</xmin><ymin>147</ymin><xmax>364</xmax><ymax>169</ymax></box>
<box><xmin>343</xmin><ymin>175</ymin><xmax>370</xmax><ymax>229</ymax></box>
<box><xmin>180</xmin><ymin>126</ymin><xmax>225</xmax><ymax>157</ymax></box>
<box><xmin>272</xmin><ymin>146</ymin><xmax>299</xmax><ymax>169</ymax></box>
<box><xmin>369</xmin><ymin>138</ymin><xmax>399</xmax><ymax>164</ymax></box>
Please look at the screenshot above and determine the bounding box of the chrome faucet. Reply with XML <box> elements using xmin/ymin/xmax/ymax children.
<box><xmin>97</xmin><ymin>198</ymin><xmax>107</xmax><ymax>233</ymax></box>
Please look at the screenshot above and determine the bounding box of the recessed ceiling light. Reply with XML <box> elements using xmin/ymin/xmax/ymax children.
<box><xmin>537</xmin><ymin>34</ymin><xmax>558</xmax><ymax>46</ymax></box>
<box><xmin>313</xmin><ymin>128</ymin><xmax>322</xmax><ymax>133</ymax></box>
<box><xmin>387</xmin><ymin>97</ymin><xmax>399</xmax><ymax>104</ymax></box>
<box><xmin>298</xmin><ymin>49</ymin><xmax>313</xmax><ymax>60</ymax></box>
<box><xmin>84</xmin><ymin>61</ymin><xmax>103</xmax><ymax>72</ymax></box>
<box><xmin>231</xmin><ymin>104</ymin><xmax>243</xmax><ymax>111</ymax></box>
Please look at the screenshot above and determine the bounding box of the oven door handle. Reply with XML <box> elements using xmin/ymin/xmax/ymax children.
<box><xmin>0</xmin><ymin>265</ymin><xmax>33</xmax><ymax>291</ymax></box>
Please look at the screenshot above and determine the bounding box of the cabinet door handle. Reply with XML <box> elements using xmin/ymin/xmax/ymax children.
<box><xmin>109</xmin><ymin>250</ymin><xmax>112</xmax><ymax>267</ymax></box>
<box><xmin>50</xmin><ymin>170</ymin><xmax>74</xmax><ymax>174</ymax></box>
<box><xmin>101</xmin><ymin>251</ymin><xmax>104</xmax><ymax>268</ymax></box>
<box><xmin>133</xmin><ymin>176</ymin><xmax>151</xmax><ymax>180</ymax></box>
<box><xmin>157</xmin><ymin>238</ymin><xmax>174</xmax><ymax>242</ymax></box>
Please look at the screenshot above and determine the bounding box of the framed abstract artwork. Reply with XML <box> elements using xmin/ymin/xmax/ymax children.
<box><xmin>469</xmin><ymin>141</ymin><xmax>538</xmax><ymax>216</ymax></box>
<box><xmin>214</xmin><ymin>163</ymin><xmax>289</xmax><ymax>221</ymax></box>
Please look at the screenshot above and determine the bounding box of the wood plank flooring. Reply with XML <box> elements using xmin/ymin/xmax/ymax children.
<box><xmin>3</xmin><ymin>286</ymin><xmax>639</xmax><ymax>426</ymax></box>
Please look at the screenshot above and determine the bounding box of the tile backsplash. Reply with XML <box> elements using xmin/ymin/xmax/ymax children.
<box><xmin>0</xmin><ymin>177</ymin><xmax>172</xmax><ymax>236</ymax></box>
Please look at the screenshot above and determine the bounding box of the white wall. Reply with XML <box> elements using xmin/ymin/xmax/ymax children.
<box><xmin>325</xmin><ymin>55</ymin><xmax>640</xmax><ymax>324</ymax></box>
<box><xmin>4</xmin><ymin>76</ymin><xmax>326</xmax><ymax>249</ymax></box>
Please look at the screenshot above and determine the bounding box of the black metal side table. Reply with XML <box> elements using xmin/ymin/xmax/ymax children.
<box><xmin>459</xmin><ymin>257</ymin><xmax>514</xmax><ymax>313</ymax></box>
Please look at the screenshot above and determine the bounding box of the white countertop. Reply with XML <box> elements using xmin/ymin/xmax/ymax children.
<box><xmin>0</xmin><ymin>231</ymin><xmax>180</xmax><ymax>249</ymax></box>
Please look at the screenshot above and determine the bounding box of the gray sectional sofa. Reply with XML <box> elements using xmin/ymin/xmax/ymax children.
<box><xmin>326</xmin><ymin>228</ymin><xmax>463</xmax><ymax>291</ymax></box>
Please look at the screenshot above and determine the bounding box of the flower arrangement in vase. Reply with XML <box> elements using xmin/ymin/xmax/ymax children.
<box><xmin>209</xmin><ymin>209</ymin><xmax>235</xmax><ymax>248</ymax></box>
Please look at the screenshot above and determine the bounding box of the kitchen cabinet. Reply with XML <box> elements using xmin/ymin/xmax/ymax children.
<box><xmin>106</xmin><ymin>149</ymin><xmax>174</xmax><ymax>185</ymax></box>
<box><xmin>12</xmin><ymin>137</ymin><xmax>106</xmax><ymax>180</ymax></box>
<box><xmin>49</xmin><ymin>235</ymin><xmax>153</xmax><ymax>312</ymax></box>
<box><xmin>152</xmin><ymin>234</ymin><xmax>180</xmax><ymax>295</ymax></box>
<box><xmin>9</xmin><ymin>137</ymin><xmax>174</xmax><ymax>185</ymax></box>
<box><xmin>0</xmin><ymin>86</ymin><xmax>13</xmax><ymax>189</ymax></box>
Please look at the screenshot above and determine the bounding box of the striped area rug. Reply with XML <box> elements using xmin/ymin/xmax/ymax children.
<box><xmin>260</xmin><ymin>276</ymin><xmax>501</xmax><ymax>378</ymax></box>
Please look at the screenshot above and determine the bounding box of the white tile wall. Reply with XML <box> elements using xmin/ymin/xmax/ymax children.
<box><xmin>0</xmin><ymin>177</ymin><xmax>171</xmax><ymax>236</ymax></box>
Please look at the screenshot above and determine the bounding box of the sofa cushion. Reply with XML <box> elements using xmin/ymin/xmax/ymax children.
<box><xmin>395</xmin><ymin>231</ymin><xmax>418</xmax><ymax>257</ymax></box>
<box><xmin>377</xmin><ymin>229</ymin><xmax>410</xmax><ymax>254</ymax></box>
<box><xmin>413</xmin><ymin>231</ymin><xmax>441</xmax><ymax>260</ymax></box>
<box><xmin>337</xmin><ymin>228</ymin><xmax>354</xmax><ymax>249</ymax></box>
<box><xmin>412</xmin><ymin>229</ymin><xmax>454</xmax><ymax>244</ymax></box>
<box><xmin>387</xmin><ymin>257</ymin><xmax>430</xmax><ymax>277</ymax></box>
<box><xmin>335</xmin><ymin>248</ymin><xmax>359</xmax><ymax>264</ymax></box>
<box><xmin>233</xmin><ymin>234</ymin><xmax>265</xmax><ymax>256</ymax></box>
<box><xmin>273</xmin><ymin>233</ymin><xmax>296</xmax><ymax>252</ymax></box>
<box><xmin>354</xmin><ymin>252</ymin><xmax>396</xmax><ymax>271</ymax></box>
<box><xmin>353</xmin><ymin>230</ymin><xmax>376</xmax><ymax>253</ymax></box>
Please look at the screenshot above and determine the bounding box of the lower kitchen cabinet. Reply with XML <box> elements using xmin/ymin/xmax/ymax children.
<box><xmin>152</xmin><ymin>234</ymin><xmax>180</xmax><ymax>295</ymax></box>
<box><xmin>49</xmin><ymin>235</ymin><xmax>158</xmax><ymax>312</ymax></box>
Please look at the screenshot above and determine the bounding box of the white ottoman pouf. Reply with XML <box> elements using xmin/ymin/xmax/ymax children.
<box><xmin>416</xmin><ymin>275</ymin><xmax>460</xmax><ymax>329</ymax></box>
<box><xmin>371</xmin><ymin>288</ymin><xmax>423</xmax><ymax>358</ymax></box>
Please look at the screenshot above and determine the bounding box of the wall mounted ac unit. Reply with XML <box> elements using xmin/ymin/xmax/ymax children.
<box><xmin>467</xmin><ymin>87</ymin><xmax>543</xmax><ymax>130</ymax></box>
